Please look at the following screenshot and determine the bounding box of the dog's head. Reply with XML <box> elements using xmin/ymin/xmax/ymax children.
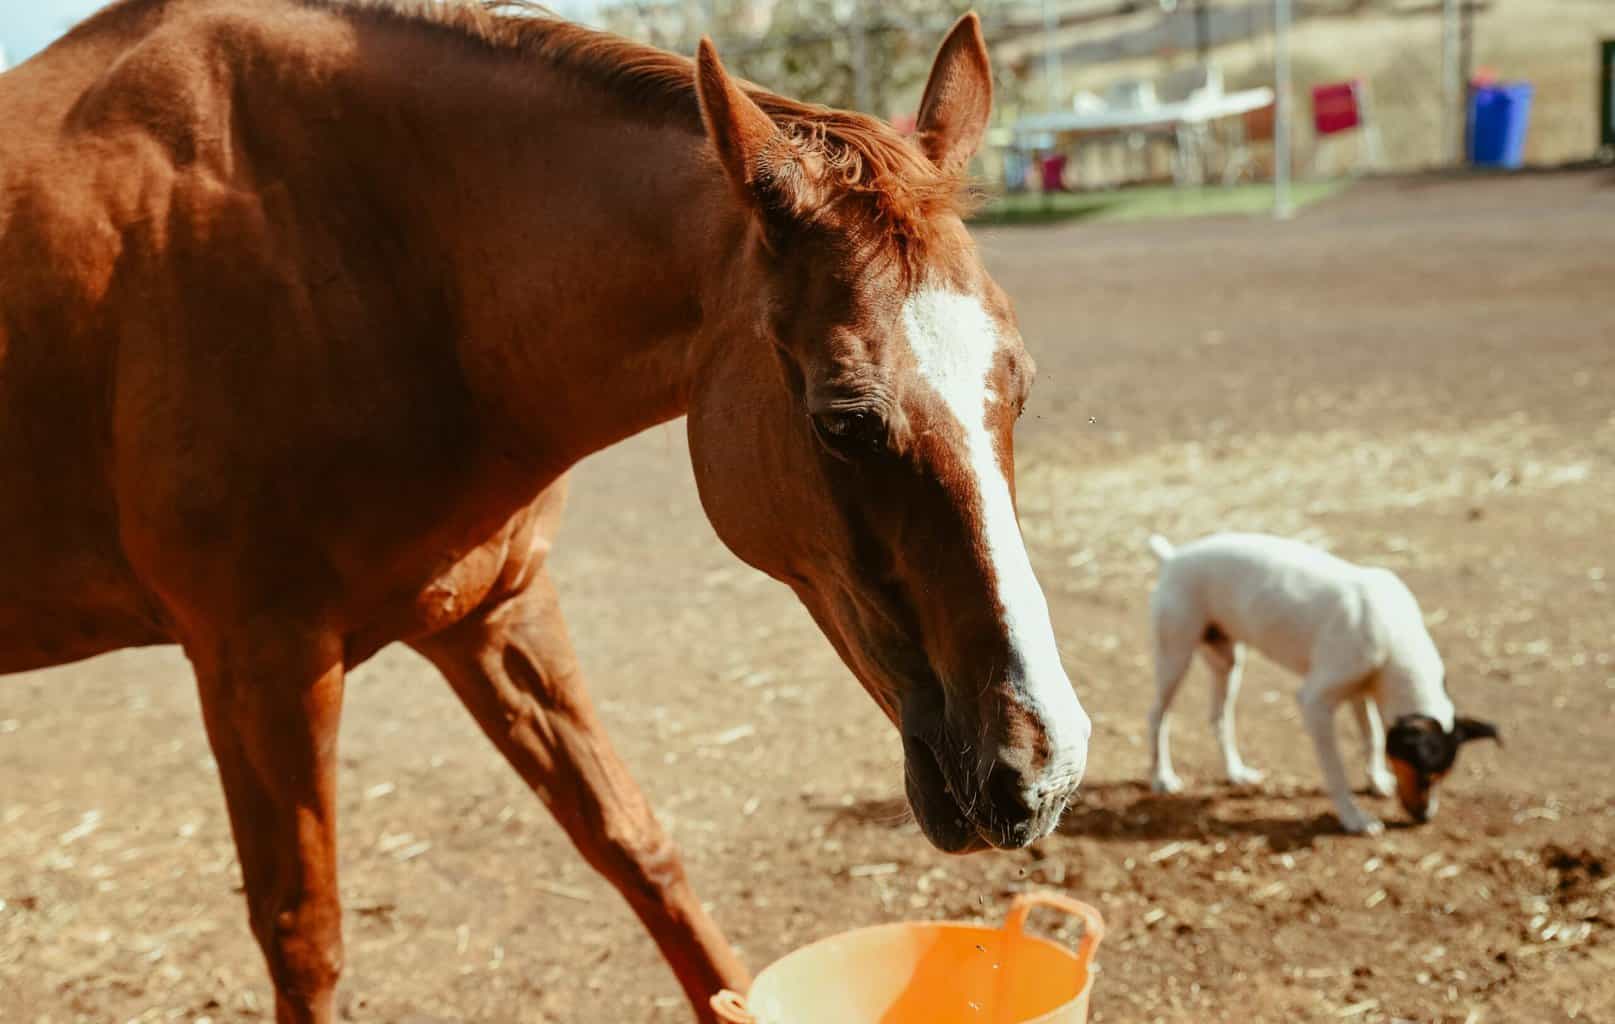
<box><xmin>1384</xmin><ymin>714</ymin><xmax>1500</xmax><ymax>822</ymax></box>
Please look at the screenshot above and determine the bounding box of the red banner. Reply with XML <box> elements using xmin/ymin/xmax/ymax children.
<box><xmin>1312</xmin><ymin>81</ymin><xmax>1363</xmax><ymax>137</ymax></box>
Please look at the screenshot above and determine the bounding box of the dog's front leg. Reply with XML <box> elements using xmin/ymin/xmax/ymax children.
<box><xmin>1353</xmin><ymin>696</ymin><xmax>1397</xmax><ymax>797</ymax></box>
<box><xmin>1300</xmin><ymin>685</ymin><xmax>1384</xmax><ymax>835</ymax></box>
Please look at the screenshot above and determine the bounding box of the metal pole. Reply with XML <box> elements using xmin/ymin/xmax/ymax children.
<box><xmin>1603</xmin><ymin>40</ymin><xmax>1615</xmax><ymax>156</ymax></box>
<box><xmin>850</xmin><ymin>0</ymin><xmax>871</xmax><ymax>113</ymax></box>
<box><xmin>1196</xmin><ymin>0</ymin><xmax>1211</xmax><ymax>61</ymax></box>
<box><xmin>1458</xmin><ymin>0</ymin><xmax>1475</xmax><ymax>160</ymax></box>
<box><xmin>1042</xmin><ymin>0</ymin><xmax>1060</xmax><ymax>110</ymax></box>
<box><xmin>1274</xmin><ymin>0</ymin><xmax>1292</xmax><ymax>219</ymax></box>
<box><xmin>1453</xmin><ymin>0</ymin><xmax>1466</xmax><ymax>163</ymax></box>
<box><xmin>691</xmin><ymin>0</ymin><xmax>715</xmax><ymax>53</ymax></box>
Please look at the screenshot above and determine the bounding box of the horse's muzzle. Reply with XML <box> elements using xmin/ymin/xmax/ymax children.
<box><xmin>902</xmin><ymin>731</ymin><xmax>989</xmax><ymax>853</ymax></box>
<box><xmin>901</xmin><ymin>728</ymin><xmax>1084</xmax><ymax>853</ymax></box>
<box><xmin>976</xmin><ymin>758</ymin><xmax>1083</xmax><ymax>849</ymax></box>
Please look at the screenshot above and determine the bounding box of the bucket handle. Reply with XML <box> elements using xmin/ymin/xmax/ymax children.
<box><xmin>1002</xmin><ymin>891</ymin><xmax>1106</xmax><ymax>970</ymax></box>
<box><xmin>711</xmin><ymin>988</ymin><xmax>755</xmax><ymax>1023</ymax></box>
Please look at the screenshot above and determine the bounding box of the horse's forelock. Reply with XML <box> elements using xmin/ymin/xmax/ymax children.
<box><xmin>768</xmin><ymin>115</ymin><xmax>974</xmax><ymax>278</ymax></box>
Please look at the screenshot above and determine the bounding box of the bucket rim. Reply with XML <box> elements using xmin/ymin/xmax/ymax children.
<box><xmin>742</xmin><ymin>916</ymin><xmax>1097</xmax><ymax>1012</ymax></box>
<box><xmin>714</xmin><ymin>894</ymin><xmax>1105</xmax><ymax>1024</ymax></box>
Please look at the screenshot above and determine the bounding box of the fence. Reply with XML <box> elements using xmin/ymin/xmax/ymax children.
<box><xmin>596</xmin><ymin>0</ymin><xmax>1615</xmax><ymax>188</ymax></box>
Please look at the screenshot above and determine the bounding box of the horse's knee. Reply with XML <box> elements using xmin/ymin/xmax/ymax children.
<box><xmin>251</xmin><ymin>899</ymin><xmax>344</xmax><ymax>1001</ymax></box>
<box><xmin>598</xmin><ymin>815</ymin><xmax>689</xmax><ymax>910</ymax></box>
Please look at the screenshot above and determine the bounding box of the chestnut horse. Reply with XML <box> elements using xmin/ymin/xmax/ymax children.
<box><xmin>0</xmin><ymin>1</ymin><xmax>1092</xmax><ymax>1019</ymax></box>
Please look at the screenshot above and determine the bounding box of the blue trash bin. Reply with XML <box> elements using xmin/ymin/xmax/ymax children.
<box><xmin>1468</xmin><ymin>83</ymin><xmax>1534</xmax><ymax>169</ymax></box>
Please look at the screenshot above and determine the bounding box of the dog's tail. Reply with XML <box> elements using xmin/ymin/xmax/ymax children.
<box><xmin>1147</xmin><ymin>534</ymin><xmax>1176</xmax><ymax>563</ymax></box>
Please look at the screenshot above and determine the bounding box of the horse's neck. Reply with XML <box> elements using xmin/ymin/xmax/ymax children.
<box><xmin>331</xmin><ymin>40</ymin><xmax>752</xmax><ymax>478</ymax></box>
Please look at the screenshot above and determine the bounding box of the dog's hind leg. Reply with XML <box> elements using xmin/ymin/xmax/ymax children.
<box><xmin>1204</xmin><ymin>639</ymin><xmax>1263</xmax><ymax>786</ymax></box>
<box><xmin>1353</xmin><ymin>695</ymin><xmax>1396</xmax><ymax>797</ymax></box>
<box><xmin>1147</xmin><ymin>604</ymin><xmax>1198</xmax><ymax>794</ymax></box>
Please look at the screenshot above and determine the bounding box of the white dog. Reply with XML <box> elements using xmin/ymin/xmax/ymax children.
<box><xmin>1144</xmin><ymin>532</ymin><xmax>1498</xmax><ymax>835</ymax></box>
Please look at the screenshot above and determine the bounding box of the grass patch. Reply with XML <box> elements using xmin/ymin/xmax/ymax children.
<box><xmin>970</xmin><ymin>179</ymin><xmax>1351</xmax><ymax>226</ymax></box>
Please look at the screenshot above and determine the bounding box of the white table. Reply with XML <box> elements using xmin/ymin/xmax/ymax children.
<box><xmin>1010</xmin><ymin>87</ymin><xmax>1276</xmax><ymax>187</ymax></box>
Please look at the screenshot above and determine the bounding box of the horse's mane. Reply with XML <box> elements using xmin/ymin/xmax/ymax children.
<box><xmin>305</xmin><ymin>0</ymin><xmax>969</xmax><ymax>269</ymax></box>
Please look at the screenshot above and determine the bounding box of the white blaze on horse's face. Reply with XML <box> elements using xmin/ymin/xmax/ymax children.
<box><xmin>899</xmin><ymin>285</ymin><xmax>1092</xmax><ymax>838</ymax></box>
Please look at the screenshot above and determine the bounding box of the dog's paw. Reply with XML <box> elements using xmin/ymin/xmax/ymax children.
<box><xmin>1151</xmin><ymin>773</ymin><xmax>1185</xmax><ymax>795</ymax></box>
<box><xmin>1368</xmin><ymin>770</ymin><xmax>1397</xmax><ymax>798</ymax></box>
<box><xmin>1226</xmin><ymin>765</ymin><xmax>1266</xmax><ymax>786</ymax></box>
<box><xmin>1340</xmin><ymin>810</ymin><xmax>1385</xmax><ymax>836</ymax></box>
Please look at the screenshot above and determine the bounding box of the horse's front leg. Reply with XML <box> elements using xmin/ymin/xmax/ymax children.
<box><xmin>413</xmin><ymin>572</ymin><xmax>749</xmax><ymax>1020</ymax></box>
<box><xmin>189</xmin><ymin>631</ymin><xmax>347</xmax><ymax>1024</ymax></box>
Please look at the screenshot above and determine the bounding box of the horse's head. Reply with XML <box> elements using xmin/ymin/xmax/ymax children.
<box><xmin>687</xmin><ymin>15</ymin><xmax>1089</xmax><ymax>853</ymax></box>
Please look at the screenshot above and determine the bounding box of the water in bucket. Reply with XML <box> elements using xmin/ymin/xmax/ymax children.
<box><xmin>712</xmin><ymin>892</ymin><xmax>1103</xmax><ymax>1024</ymax></box>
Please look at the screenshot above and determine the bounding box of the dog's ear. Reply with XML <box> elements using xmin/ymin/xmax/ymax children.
<box><xmin>1453</xmin><ymin>716</ymin><xmax>1501</xmax><ymax>748</ymax></box>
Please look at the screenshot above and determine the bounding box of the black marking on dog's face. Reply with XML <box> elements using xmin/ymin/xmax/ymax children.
<box><xmin>1385</xmin><ymin>713</ymin><xmax>1501</xmax><ymax>823</ymax></box>
<box><xmin>1386</xmin><ymin>715</ymin><xmax>1457</xmax><ymax>774</ymax></box>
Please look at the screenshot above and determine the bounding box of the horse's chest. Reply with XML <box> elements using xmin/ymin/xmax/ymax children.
<box><xmin>341</xmin><ymin>489</ymin><xmax>560</xmax><ymax>663</ymax></box>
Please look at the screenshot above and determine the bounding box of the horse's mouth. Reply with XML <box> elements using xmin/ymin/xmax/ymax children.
<box><xmin>902</xmin><ymin>731</ymin><xmax>991</xmax><ymax>854</ymax></box>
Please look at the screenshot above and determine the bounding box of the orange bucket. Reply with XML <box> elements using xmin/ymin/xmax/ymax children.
<box><xmin>711</xmin><ymin>892</ymin><xmax>1104</xmax><ymax>1024</ymax></box>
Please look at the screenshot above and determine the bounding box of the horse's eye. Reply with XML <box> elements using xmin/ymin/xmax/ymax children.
<box><xmin>813</xmin><ymin>409</ymin><xmax>887</xmax><ymax>458</ymax></box>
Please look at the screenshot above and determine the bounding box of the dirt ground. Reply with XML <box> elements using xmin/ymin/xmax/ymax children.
<box><xmin>3</xmin><ymin>169</ymin><xmax>1613</xmax><ymax>1024</ymax></box>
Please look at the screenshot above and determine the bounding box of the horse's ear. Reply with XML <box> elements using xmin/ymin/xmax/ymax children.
<box><xmin>695</xmin><ymin>38</ymin><xmax>779</xmax><ymax>206</ymax></box>
<box><xmin>915</xmin><ymin>12</ymin><xmax>993</xmax><ymax>175</ymax></box>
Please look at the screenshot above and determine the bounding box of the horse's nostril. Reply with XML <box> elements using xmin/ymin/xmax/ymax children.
<box><xmin>984</xmin><ymin>761</ymin><xmax>1030</xmax><ymax>813</ymax></box>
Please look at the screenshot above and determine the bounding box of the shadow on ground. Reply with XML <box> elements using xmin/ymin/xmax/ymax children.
<box><xmin>812</xmin><ymin>781</ymin><xmax>1427</xmax><ymax>852</ymax></box>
